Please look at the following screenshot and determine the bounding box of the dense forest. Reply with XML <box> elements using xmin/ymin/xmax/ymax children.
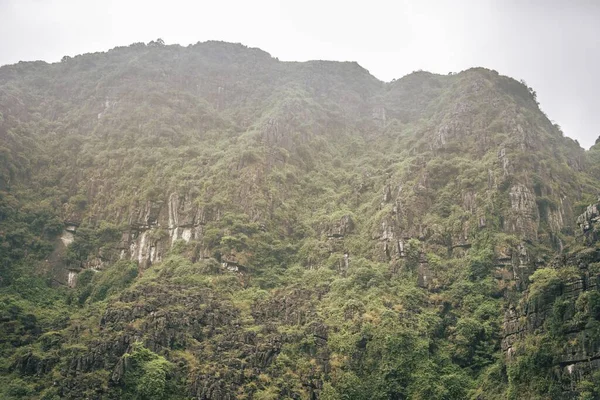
<box><xmin>2</xmin><ymin>40</ymin><xmax>600</xmax><ymax>399</ymax></box>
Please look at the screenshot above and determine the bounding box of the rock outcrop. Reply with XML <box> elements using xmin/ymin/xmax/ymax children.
<box><xmin>502</xmin><ymin>199</ymin><xmax>600</xmax><ymax>395</ymax></box>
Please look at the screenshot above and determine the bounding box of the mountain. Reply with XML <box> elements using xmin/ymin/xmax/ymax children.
<box><xmin>1</xmin><ymin>40</ymin><xmax>600</xmax><ymax>399</ymax></box>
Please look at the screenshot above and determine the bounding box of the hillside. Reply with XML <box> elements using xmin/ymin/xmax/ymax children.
<box><xmin>1</xmin><ymin>40</ymin><xmax>600</xmax><ymax>399</ymax></box>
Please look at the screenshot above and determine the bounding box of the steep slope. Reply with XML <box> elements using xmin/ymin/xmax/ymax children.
<box><xmin>0</xmin><ymin>40</ymin><xmax>598</xmax><ymax>399</ymax></box>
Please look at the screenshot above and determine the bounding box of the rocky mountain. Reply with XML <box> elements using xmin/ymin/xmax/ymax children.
<box><xmin>1</xmin><ymin>40</ymin><xmax>600</xmax><ymax>399</ymax></box>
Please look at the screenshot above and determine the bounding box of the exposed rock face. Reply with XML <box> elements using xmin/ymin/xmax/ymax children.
<box><xmin>4</xmin><ymin>42</ymin><xmax>599</xmax><ymax>399</ymax></box>
<box><xmin>577</xmin><ymin>201</ymin><xmax>600</xmax><ymax>244</ymax></box>
<box><xmin>59</xmin><ymin>230</ymin><xmax>74</xmax><ymax>246</ymax></box>
<box><xmin>65</xmin><ymin>192</ymin><xmax>214</xmax><ymax>274</ymax></box>
<box><xmin>417</xmin><ymin>256</ymin><xmax>430</xmax><ymax>288</ymax></box>
<box><xmin>322</xmin><ymin>215</ymin><xmax>354</xmax><ymax>239</ymax></box>
<box><xmin>502</xmin><ymin>200</ymin><xmax>600</xmax><ymax>395</ymax></box>
<box><xmin>376</xmin><ymin>217</ymin><xmax>406</xmax><ymax>262</ymax></box>
<box><xmin>220</xmin><ymin>254</ymin><xmax>248</xmax><ymax>274</ymax></box>
<box><xmin>97</xmin><ymin>97</ymin><xmax>117</xmax><ymax>120</ymax></box>
<box><xmin>67</xmin><ymin>271</ymin><xmax>77</xmax><ymax>288</ymax></box>
<box><xmin>507</xmin><ymin>183</ymin><xmax>539</xmax><ymax>240</ymax></box>
<box><xmin>125</xmin><ymin>196</ymin><xmax>208</xmax><ymax>267</ymax></box>
<box><xmin>498</xmin><ymin>147</ymin><xmax>512</xmax><ymax>176</ymax></box>
<box><xmin>503</xmin><ymin>269</ymin><xmax>600</xmax><ymax>394</ymax></box>
<box><xmin>372</xmin><ymin>105</ymin><xmax>386</xmax><ymax>126</ymax></box>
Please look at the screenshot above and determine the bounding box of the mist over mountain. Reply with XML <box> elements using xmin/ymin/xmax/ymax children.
<box><xmin>2</xmin><ymin>40</ymin><xmax>600</xmax><ymax>399</ymax></box>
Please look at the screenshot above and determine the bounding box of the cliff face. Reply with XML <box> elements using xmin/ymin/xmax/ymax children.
<box><xmin>0</xmin><ymin>41</ymin><xmax>599</xmax><ymax>399</ymax></box>
<box><xmin>500</xmin><ymin>202</ymin><xmax>600</xmax><ymax>398</ymax></box>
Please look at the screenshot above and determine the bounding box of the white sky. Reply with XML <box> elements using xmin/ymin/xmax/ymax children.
<box><xmin>1</xmin><ymin>0</ymin><xmax>599</xmax><ymax>147</ymax></box>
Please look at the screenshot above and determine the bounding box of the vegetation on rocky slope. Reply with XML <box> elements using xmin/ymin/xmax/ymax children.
<box><xmin>1</xmin><ymin>40</ymin><xmax>600</xmax><ymax>399</ymax></box>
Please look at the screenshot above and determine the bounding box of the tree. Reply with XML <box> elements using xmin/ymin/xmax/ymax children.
<box><xmin>148</xmin><ymin>38</ymin><xmax>165</xmax><ymax>46</ymax></box>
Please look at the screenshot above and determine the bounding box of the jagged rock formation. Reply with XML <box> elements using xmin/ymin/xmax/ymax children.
<box><xmin>1</xmin><ymin>41</ymin><xmax>600</xmax><ymax>399</ymax></box>
<box><xmin>501</xmin><ymin>199</ymin><xmax>600</xmax><ymax>397</ymax></box>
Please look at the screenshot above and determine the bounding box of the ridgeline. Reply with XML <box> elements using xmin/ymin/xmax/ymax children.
<box><xmin>1</xmin><ymin>40</ymin><xmax>600</xmax><ymax>399</ymax></box>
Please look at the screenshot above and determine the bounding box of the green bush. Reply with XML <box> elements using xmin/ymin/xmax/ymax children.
<box><xmin>121</xmin><ymin>343</ymin><xmax>174</xmax><ymax>400</ymax></box>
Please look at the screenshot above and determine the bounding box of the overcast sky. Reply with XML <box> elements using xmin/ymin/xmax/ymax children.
<box><xmin>1</xmin><ymin>0</ymin><xmax>598</xmax><ymax>147</ymax></box>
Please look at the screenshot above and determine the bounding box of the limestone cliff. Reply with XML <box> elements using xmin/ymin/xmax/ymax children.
<box><xmin>1</xmin><ymin>41</ymin><xmax>599</xmax><ymax>399</ymax></box>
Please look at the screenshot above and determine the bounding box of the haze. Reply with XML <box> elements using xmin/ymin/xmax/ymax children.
<box><xmin>1</xmin><ymin>0</ymin><xmax>598</xmax><ymax>148</ymax></box>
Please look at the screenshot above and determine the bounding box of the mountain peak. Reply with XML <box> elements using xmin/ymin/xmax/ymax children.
<box><xmin>1</xmin><ymin>41</ymin><xmax>599</xmax><ymax>399</ymax></box>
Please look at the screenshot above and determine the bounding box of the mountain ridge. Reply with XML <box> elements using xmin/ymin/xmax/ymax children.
<box><xmin>1</xmin><ymin>40</ymin><xmax>600</xmax><ymax>399</ymax></box>
<box><xmin>2</xmin><ymin>40</ymin><xmax>589</xmax><ymax>148</ymax></box>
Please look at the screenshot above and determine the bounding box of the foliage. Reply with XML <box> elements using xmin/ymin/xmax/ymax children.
<box><xmin>120</xmin><ymin>343</ymin><xmax>175</xmax><ymax>400</ymax></box>
<box><xmin>0</xmin><ymin>40</ymin><xmax>599</xmax><ymax>399</ymax></box>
